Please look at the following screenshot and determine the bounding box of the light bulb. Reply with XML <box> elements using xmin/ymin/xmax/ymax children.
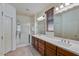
<box><xmin>37</xmin><ymin>16</ymin><xmax>44</xmax><ymax>21</ymax></box>
<box><xmin>60</xmin><ymin>5</ymin><xmax>64</xmax><ymax>8</ymax></box>
<box><xmin>55</xmin><ymin>7</ymin><xmax>59</xmax><ymax>11</ymax></box>
<box><xmin>65</xmin><ymin>3</ymin><xmax>70</xmax><ymax>6</ymax></box>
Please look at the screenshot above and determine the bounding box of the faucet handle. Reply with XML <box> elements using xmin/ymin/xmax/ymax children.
<box><xmin>64</xmin><ymin>40</ymin><xmax>66</xmax><ymax>43</ymax></box>
<box><xmin>68</xmin><ymin>41</ymin><xmax>70</xmax><ymax>44</ymax></box>
<box><xmin>61</xmin><ymin>40</ymin><xmax>63</xmax><ymax>42</ymax></box>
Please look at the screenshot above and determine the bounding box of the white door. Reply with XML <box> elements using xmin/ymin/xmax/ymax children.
<box><xmin>21</xmin><ymin>24</ymin><xmax>30</xmax><ymax>46</ymax></box>
<box><xmin>0</xmin><ymin>5</ymin><xmax>3</xmax><ymax>55</ymax></box>
<box><xmin>3</xmin><ymin>14</ymin><xmax>12</xmax><ymax>54</ymax></box>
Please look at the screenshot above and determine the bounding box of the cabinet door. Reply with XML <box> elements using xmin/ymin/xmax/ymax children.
<box><xmin>38</xmin><ymin>39</ymin><xmax>45</xmax><ymax>56</ymax></box>
<box><xmin>39</xmin><ymin>46</ymin><xmax>44</xmax><ymax>56</ymax></box>
<box><xmin>45</xmin><ymin>42</ymin><xmax>56</xmax><ymax>56</ymax></box>
<box><xmin>57</xmin><ymin>47</ymin><xmax>77</xmax><ymax>56</ymax></box>
<box><xmin>45</xmin><ymin>48</ymin><xmax>56</xmax><ymax>56</ymax></box>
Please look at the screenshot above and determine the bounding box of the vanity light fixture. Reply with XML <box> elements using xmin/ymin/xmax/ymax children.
<box><xmin>55</xmin><ymin>7</ymin><xmax>59</xmax><ymax>11</ymax></box>
<box><xmin>60</xmin><ymin>4</ymin><xmax>64</xmax><ymax>9</ymax></box>
<box><xmin>65</xmin><ymin>3</ymin><xmax>70</xmax><ymax>6</ymax></box>
<box><xmin>37</xmin><ymin>16</ymin><xmax>45</xmax><ymax>21</ymax></box>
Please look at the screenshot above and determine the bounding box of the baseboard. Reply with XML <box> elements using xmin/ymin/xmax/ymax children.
<box><xmin>16</xmin><ymin>44</ymin><xmax>30</xmax><ymax>48</ymax></box>
<box><xmin>11</xmin><ymin>48</ymin><xmax>16</xmax><ymax>51</ymax></box>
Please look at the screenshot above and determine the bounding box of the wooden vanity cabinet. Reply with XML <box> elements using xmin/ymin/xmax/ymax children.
<box><xmin>45</xmin><ymin>42</ymin><xmax>56</xmax><ymax>56</ymax></box>
<box><xmin>57</xmin><ymin>47</ymin><xmax>77</xmax><ymax>56</ymax></box>
<box><xmin>38</xmin><ymin>39</ymin><xmax>45</xmax><ymax>56</ymax></box>
<box><xmin>32</xmin><ymin>36</ymin><xmax>78</xmax><ymax>56</ymax></box>
<box><xmin>32</xmin><ymin>36</ymin><xmax>45</xmax><ymax>56</ymax></box>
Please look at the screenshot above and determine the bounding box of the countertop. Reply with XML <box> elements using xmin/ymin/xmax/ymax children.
<box><xmin>32</xmin><ymin>34</ymin><xmax>79</xmax><ymax>55</ymax></box>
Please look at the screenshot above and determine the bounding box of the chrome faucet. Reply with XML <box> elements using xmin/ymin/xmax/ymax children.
<box><xmin>61</xmin><ymin>40</ymin><xmax>70</xmax><ymax>44</ymax></box>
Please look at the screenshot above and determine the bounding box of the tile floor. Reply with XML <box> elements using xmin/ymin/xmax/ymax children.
<box><xmin>5</xmin><ymin>45</ymin><xmax>41</xmax><ymax>56</ymax></box>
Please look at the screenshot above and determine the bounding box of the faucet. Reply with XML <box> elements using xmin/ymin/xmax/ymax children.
<box><xmin>61</xmin><ymin>40</ymin><xmax>70</xmax><ymax>44</ymax></box>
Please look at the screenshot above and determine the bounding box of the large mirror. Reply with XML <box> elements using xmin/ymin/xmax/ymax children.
<box><xmin>37</xmin><ymin>16</ymin><xmax>46</xmax><ymax>34</ymax></box>
<box><xmin>54</xmin><ymin>6</ymin><xmax>79</xmax><ymax>41</ymax></box>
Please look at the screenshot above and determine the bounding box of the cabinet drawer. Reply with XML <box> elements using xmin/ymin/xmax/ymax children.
<box><xmin>45</xmin><ymin>48</ymin><xmax>56</xmax><ymax>56</ymax></box>
<box><xmin>57</xmin><ymin>47</ymin><xmax>77</xmax><ymax>56</ymax></box>
<box><xmin>46</xmin><ymin>42</ymin><xmax>56</xmax><ymax>50</ymax></box>
<box><xmin>39</xmin><ymin>39</ymin><xmax>45</xmax><ymax>44</ymax></box>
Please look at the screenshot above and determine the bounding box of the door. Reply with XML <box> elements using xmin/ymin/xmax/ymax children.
<box><xmin>3</xmin><ymin>14</ymin><xmax>12</xmax><ymax>54</ymax></box>
<box><xmin>21</xmin><ymin>24</ymin><xmax>30</xmax><ymax>46</ymax></box>
<box><xmin>0</xmin><ymin>5</ymin><xmax>3</xmax><ymax>55</ymax></box>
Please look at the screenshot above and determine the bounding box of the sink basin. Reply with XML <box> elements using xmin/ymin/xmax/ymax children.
<box><xmin>57</xmin><ymin>41</ymin><xmax>72</xmax><ymax>47</ymax></box>
<box><xmin>38</xmin><ymin>35</ymin><xmax>72</xmax><ymax>47</ymax></box>
<box><xmin>56</xmin><ymin>39</ymin><xmax>72</xmax><ymax>47</ymax></box>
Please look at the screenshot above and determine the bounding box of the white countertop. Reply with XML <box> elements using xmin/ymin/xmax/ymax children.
<box><xmin>32</xmin><ymin>34</ymin><xmax>79</xmax><ymax>55</ymax></box>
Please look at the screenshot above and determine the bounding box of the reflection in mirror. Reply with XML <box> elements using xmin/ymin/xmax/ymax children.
<box><xmin>37</xmin><ymin>17</ymin><xmax>46</xmax><ymax>35</ymax></box>
<box><xmin>54</xmin><ymin>5</ymin><xmax>79</xmax><ymax>41</ymax></box>
<box><xmin>16</xmin><ymin>24</ymin><xmax>21</xmax><ymax>39</ymax></box>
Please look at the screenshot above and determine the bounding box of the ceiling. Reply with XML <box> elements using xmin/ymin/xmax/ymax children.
<box><xmin>10</xmin><ymin>3</ymin><xmax>61</xmax><ymax>16</ymax></box>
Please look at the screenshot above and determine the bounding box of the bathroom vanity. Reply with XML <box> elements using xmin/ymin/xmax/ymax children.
<box><xmin>32</xmin><ymin>35</ymin><xmax>79</xmax><ymax>56</ymax></box>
